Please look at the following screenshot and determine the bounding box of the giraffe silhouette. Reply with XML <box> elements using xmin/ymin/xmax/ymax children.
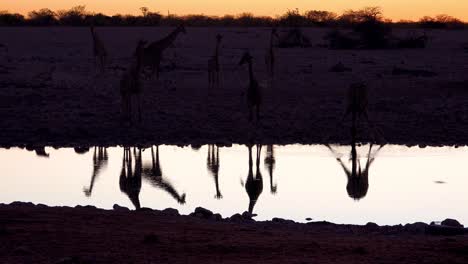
<box><xmin>119</xmin><ymin>147</ymin><xmax>143</xmax><ymax>209</ymax></box>
<box><xmin>207</xmin><ymin>145</ymin><xmax>222</xmax><ymax>199</ymax></box>
<box><xmin>327</xmin><ymin>83</ymin><xmax>384</xmax><ymax>200</ymax></box>
<box><xmin>120</xmin><ymin>40</ymin><xmax>147</xmax><ymax>123</ymax></box>
<box><xmin>242</xmin><ymin>144</ymin><xmax>263</xmax><ymax>214</ymax></box>
<box><xmin>208</xmin><ymin>34</ymin><xmax>223</xmax><ymax>88</ymax></box>
<box><xmin>265</xmin><ymin>28</ymin><xmax>279</xmax><ymax>80</ymax></box>
<box><xmin>142</xmin><ymin>25</ymin><xmax>186</xmax><ymax>79</ymax></box>
<box><xmin>89</xmin><ymin>25</ymin><xmax>107</xmax><ymax>72</ymax></box>
<box><xmin>142</xmin><ymin>146</ymin><xmax>186</xmax><ymax>204</ymax></box>
<box><xmin>239</xmin><ymin>51</ymin><xmax>262</xmax><ymax>122</ymax></box>
<box><xmin>83</xmin><ymin>147</ymin><xmax>108</xmax><ymax>197</ymax></box>
<box><xmin>264</xmin><ymin>145</ymin><xmax>277</xmax><ymax>194</ymax></box>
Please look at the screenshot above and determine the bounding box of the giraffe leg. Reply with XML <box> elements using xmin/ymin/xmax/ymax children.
<box><xmin>138</xmin><ymin>94</ymin><xmax>142</xmax><ymax>123</ymax></box>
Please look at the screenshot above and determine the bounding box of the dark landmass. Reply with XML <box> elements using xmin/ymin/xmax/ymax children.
<box><xmin>1</xmin><ymin>202</ymin><xmax>468</xmax><ymax>264</ymax></box>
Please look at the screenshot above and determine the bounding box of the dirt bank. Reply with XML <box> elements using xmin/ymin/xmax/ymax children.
<box><xmin>1</xmin><ymin>203</ymin><xmax>468</xmax><ymax>263</ymax></box>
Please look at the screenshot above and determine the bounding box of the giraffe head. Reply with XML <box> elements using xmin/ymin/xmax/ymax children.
<box><xmin>239</xmin><ymin>51</ymin><xmax>253</xmax><ymax>66</ymax></box>
<box><xmin>216</xmin><ymin>34</ymin><xmax>223</xmax><ymax>43</ymax></box>
<box><xmin>177</xmin><ymin>24</ymin><xmax>187</xmax><ymax>34</ymax></box>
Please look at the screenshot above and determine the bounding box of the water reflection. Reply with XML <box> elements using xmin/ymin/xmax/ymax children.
<box><xmin>243</xmin><ymin>144</ymin><xmax>263</xmax><ymax>214</ymax></box>
<box><xmin>83</xmin><ymin>147</ymin><xmax>108</xmax><ymax>197</ymax></box>
<box><xmin>264</xmin><ymin>145</ymin><xmax>277</xmax><ymax>194</ymax></box>
<box><xmin>26</xmin><ymin>146</ymin><xmax>50</xmax><ymax>158</ymax></box>
<box><xmin>1</xmin><ymin>144</ymin><xmax>466</xmax><ymax>225</ymax></box>
<box><xmin>207</xmin><ymin>145</ymin><xmax>222</xmax><ymax>199</ymax></box>
<box><xmin>142</xmin><ymin>146</ymin><xmax>186</xmax><ymax>205</ymax></box>
<box><xmin>119</xmin><ymin>147</ymin><xmax>142</xmax><ymax>209</ymax></box>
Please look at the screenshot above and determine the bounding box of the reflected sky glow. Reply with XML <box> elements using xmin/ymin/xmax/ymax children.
<box><xmin>1</xmin><ymin>144</ymin><xmax>467</xmax><ymax>225</ymax></box>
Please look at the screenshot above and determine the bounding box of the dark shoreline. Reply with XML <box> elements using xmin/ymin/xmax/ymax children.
<box><xmin>1</xmin><ymin>202</ymin><xmax>468</xmax><ymax>264</ymax></box>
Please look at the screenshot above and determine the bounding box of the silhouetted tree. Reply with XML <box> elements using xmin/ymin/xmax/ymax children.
<box><xmin>0</xmin><ymin>11</ymin><xmax>24</xmax><ymax>26</ymax></box>
<box><xmin>57</xmin><ymin>5</ymin><xmax>87</xmax><ymax>26</ymax></box>
<box><xmin>28</xmin><ymin>8</ymin><xmax>57</xmax><ymax>26</ymax></box>
<box><xmin>305</xmin><ymin>10</ymin><xmax>337</xmax><ymax>26</ymax></box>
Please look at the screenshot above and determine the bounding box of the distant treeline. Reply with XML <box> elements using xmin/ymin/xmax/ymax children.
<box><xmin>0</xmin><ymin>6</ymin><xmax>466</xmax><ymax>29</ymax></box>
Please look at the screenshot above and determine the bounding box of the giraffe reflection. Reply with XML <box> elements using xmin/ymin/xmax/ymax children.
<box><xmin>83</xmin><ymin>147</ymin><xmax>108</xmax><ymax>197</ymax></box>
<box><xmin>142</xmin><ymin>146</ymin><xmax>186</xmax><ymax>204</ymax></box>
<box><xmin>264</xmin><ymin>145</ymin><xmax>277</xmax><ymax>194</ymax></box>
<box><xmin>119</xmin><ymin>147</ymin><xmax>142</xmax><ymax>209</ymax></box>
<box><xmin>242</xmin><ymin>144</ymin><xmax>263</xmax><ymax>214</ymax></box>
<box><xmin>207</xmin><ymin>145</ymin><xmax>222</xmax><ymax>199</ymax></box>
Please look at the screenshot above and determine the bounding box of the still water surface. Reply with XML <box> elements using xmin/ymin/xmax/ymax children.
<box><xmin>1</xmin><ymin>144</ymin><xmax>466</xmax><ymax>225</ymax></box>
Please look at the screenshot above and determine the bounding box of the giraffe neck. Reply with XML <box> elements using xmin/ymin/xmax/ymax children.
<box><xmin>248</xmin><ymin>61</ymin><xmax>254</xmax><ymax>83</ymax></box>
<box><xmin>159</xmin><ymin>27</ymin><xmax>182</xmax><ymax>50</ymax></box>
<box><xmin>214</xmin><ymin>40</ymin><xmax>220</xmax><ymax>58</ymax></box>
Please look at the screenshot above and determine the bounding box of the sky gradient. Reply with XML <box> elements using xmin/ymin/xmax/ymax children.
<box><xmin>2</xmin><ymin>0</ymin><xmax>468</xmax><ymax>21</ymax></box>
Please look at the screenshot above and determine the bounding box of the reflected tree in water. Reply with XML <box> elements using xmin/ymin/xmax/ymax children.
<box><xmin>207</xmin><ymin>145</ymin><xmax>222</xmax><ymax>199</ymax></box>
<box><xmin>242</xmin><ymin>144</ymin><xmax>263</xmax><ymax>214</ymax></box>
<box><xmin>119</xmin><ymin>147</ymin><xmax>142</xmax><ymax>209</ymax></box>
<box><xmin>83</xmin><ymin>147</ymin><xmax>108</xmax><ymax>197</ymax></box>
<box><xmin>142</xmin><ymin>146</ymin><xmax>186</xmax><ymax>204</ymax></box>
<box><xmin>264</xmin><ymin>145</ymin><xmax>277</xmax><ymax>194</ymax></box>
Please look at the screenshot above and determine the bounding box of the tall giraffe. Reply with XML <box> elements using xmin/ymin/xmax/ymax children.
<box><xmin>208</xmin><ymin>34</ymin><xmax>223</xmax><ymax>88</ymax></box>
<box><xmin>120</xmin><ymin>40</ymin><xmax>147</xmax><ymax>123</ymax></box>
<box><xmin>207</xmin><ymin>145</ymin><xmax>222</xmax><ymax>199</ymax></box>
<box><xmin>143</xmin><ymin>25</ymin><xmax>186</xmax><ymax>79</ymax></box>
<box><xmin>265</xmin><ymin>28</ymin><xmax>279</xmax><ymax>80</ymax></box>
<box><xmin>239</xmin><ymin>52</ymin><xmax>262</xmax><ymax>122</ymax></box>
<box><xmin>89</xmin><ymin>25</ymin><xmax>107</xmax><ymax>72</ymax></box>
<box><xmin>142</xmin><ymin>146</ymin><xmax>186</xmax><ymax>204</ymax></box>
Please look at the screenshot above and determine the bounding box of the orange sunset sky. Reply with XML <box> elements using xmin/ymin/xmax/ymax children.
<box><xmin>2</xmin><ymin>0</ymin><xmax>468</xmax><ymax>21</ymax></box>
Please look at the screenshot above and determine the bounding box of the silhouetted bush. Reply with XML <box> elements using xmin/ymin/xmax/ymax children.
<box><xmin>28</xmin><ymin>8</ymin><xmax>57</xmax><ymax>26</ymax></box>
<box><xmin>304</xmin><ymin>10</ymin><xmax>338</xmax><ymax>26</ymax></box>
<box><xmin>56</xmin><ymin>5</ymin><xmax>87</xmax><ymax>26</ymax></box>
<box><xmin>419</xmin><ymin>15</ymin><xmax>464</xmax><ymax>29</ymax></box>
<box><xmin>0</xmin><ymin>6</ymin><xmax>466</xmax><ymax>28</ymax></box>
<box><xmin>0</xmin><ymin>11</ymin><xmax>24</xmax><ymax>26</ymax></box>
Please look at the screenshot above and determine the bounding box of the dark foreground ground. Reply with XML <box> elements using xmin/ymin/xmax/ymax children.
<box><xmin>1</xmin><ymin>27</ymin><xmax>468</xmax><ymax>147</ymax></box>
<box><xmin>1</xmin><ymin>203</ymin><xmax>468</xmax><ymax>264</ymax></box>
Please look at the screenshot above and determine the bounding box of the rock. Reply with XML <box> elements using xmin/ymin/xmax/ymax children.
<box><xmin>10</xmin><ymin>201</ymin><xmax>35</xmax><ymax>207</ymax></box>
<box><xmin>442</xmin><ymin>219</ymin><xmax>464</xmax><ymax>228</ymax></box>
<box><xmin>352</xmin><ymin>246</ymin><xmax>368</xmax><ymax>255</ymax></box>
<box><xmin>242</xmin><ymin>211</ymin><xmax>254</xmax><ymax>220</ymax></box>
<box><xmin>137</xmin><ymin>207</ymin><xmax>154</xmax><ymax>213</ymax></box>
<box><xmin>404</xmin><ymin>222</ymin><xmax>428</xmax><ymax>234</ymax></box>
<box><xmin>229</xmin><ymin>213</ymin><xmax>243</xmax><ymax>222</ymax></box>
<box><xmin>13</xmin><ymin>246</ymin><xmax>32</xmax><ymax>256</ymax></box>
<box><xmin>272</xmin><ymin>218</ymin><xmax>296</xmax><ymax>225</ymax></box>
<box><xmin>192</xmin><ymin>207</ymin><xmax>213</xmax><ymax>219</ymax></box>
<box><xmin>305</xmin><ymin>218</ymin><xmax>313</xmax><ymax>221</ymax></box>
<box><xmin>426</xmin><ymin>225</ymin><xmax>466</xmax><ymax>236</ymax></box>
<box><xmin>113</xmin><ymin>204</ymin><xmax>129</xmax><ymax>212</ymax></box>
<box><xmin>143</xmin><ymin>233</ymin><xmax>160</xmax><ymax>244</ymax></box>
<box><xmin>365</xmin><ymin>222</ymin><xmax>379</xmax><ymax>229</ymax></box>
<box><xmin>161</xmin><ymin>208</ymin><xmax>179</xmax><ymax>216</ymax></box>
<box><xmin>54</xmin><ymin>256</ymin><xmax>93</xmax><ymax>264</ymax></box>
<box><xmin>210</xmin><ymin>213</ymin><xmax>223</xmax><ymax>221</ymax></box>
<box><xmin>75</xmin><ymin>205</ymin><xmax>96</xmax><ymax>210</ymax></box>
<box><xmin>329</xmin><ymin>62</ymin><xmax>352</xmax><ymax>72</ymax></box>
